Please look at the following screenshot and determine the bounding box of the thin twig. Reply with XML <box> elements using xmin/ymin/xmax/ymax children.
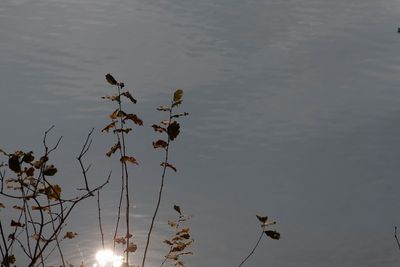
<box><xmin>238</xmin><ymin>225</ymin><xmax>266</xmax><ymax>267</ymax></box>
<box><xmin>395</xmin><ymin>226</ymin><xmax>400</xmax><ymax>250</ymax></box>
<box><xmin>142</xmin><ymin>101</ymin><xmax>173</xmax><ymax>267</ymax></box>
<box><xmin>97</xmin><ymin>191</ymin><xmax>105</xmax><ymax>249</ymax></box>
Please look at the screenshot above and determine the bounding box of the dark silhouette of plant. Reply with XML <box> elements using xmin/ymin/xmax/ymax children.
<box><xmin>101</xmin><ymin>73</ymin><xmax>143</xmax><ymax>265</ymax></box>
<box><xmin>141</xmin><ymin>89</ymin><xmax>189</xmax><ymax>267</ymax></box>
<box><xmin>160</xmin><ymin>205</ymin><xmax>193</xmax><ymax>267</ymax></box>
<box><xmin>238</xmin><ymin>215</ymin><xmax>280</xmax><ymax>267</ymax></box>
<box><xmin>394</xmin><ymin>226</ymin><xmax>400</xmax><ymax>250</ymax></box>
<box><xmin>0</xmin><ymin>127</ymin><xmax>109</xmax><ymax>267</ymax></box>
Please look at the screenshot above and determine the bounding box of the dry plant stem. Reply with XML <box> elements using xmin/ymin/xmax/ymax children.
<box><xmin>160</xmin><ymin>214</ymin><xmax>182</xmax><ymax>267</ymax></box>
<box><xmin>395</xmin><ymin>226</ymin><xmax>400</xmax><ymax>250</ymax></box>
<box><xmin>141</xmin><ymin>103</ymin><xmax>173</xmax><ymax>267</ymax></box>
<box><xmin>238</xmin><ymin>225</ymin><xmax>266</xmax><ymax>267</ymax></box>
<box><xmin>97</xmin><ymin>191</ymin><xmax>105</xmax><ymax>249</ymax></box>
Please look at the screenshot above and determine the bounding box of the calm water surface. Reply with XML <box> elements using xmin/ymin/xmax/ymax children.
<box><xmin>1</xmin><ymin>0</ymin><xmax>400</xmax><ymax>266</ymax></box>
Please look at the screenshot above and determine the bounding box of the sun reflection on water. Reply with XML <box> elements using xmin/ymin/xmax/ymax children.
<box><xmin>93</xmin><ymin>249</ymin><xmax>123</xmax><ymax>267</ymax></box>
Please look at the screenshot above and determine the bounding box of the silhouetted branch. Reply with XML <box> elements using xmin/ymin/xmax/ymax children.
<box><xmin>395</xmin><ymin>226</ymin><xmax>400</xmax><ymax>250</ymax></box>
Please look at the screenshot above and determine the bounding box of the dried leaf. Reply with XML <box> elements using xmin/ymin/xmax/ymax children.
<box><xmin>161</xmin><ymin>162</ymin><xmax>177</xmax><ymax>172</ymax></box>
<box><xmin>264</xmin><ymin>230</ymin><xmax>280</xmax><ymax>240</ymax></box>
<box><xmin>114</xmin><ymin>128</ymin><xmax>132</xmax><ymax>134</ymax></box>
<box><xmin>46</xmin><ymin>184</ymin><xmax>62</xmax><ymax>200</ymax></box>
<box><xmin>164</xmin><ymin>240</ymin><xmax>173</xmax><ymax>246</ymax></box>
<box><xmin>174</xmin><ymin>205</ymin><xmax>181</xmax><ymax>215</ymax></box>
<box><xmin>120</xmin><ymin>156</ymin><xmax>139</xmax><ymax>165</ymax></box>
<box><xmin>102</xmin><ymin>121</ymin><xmax>117</xmax><ymax>133</ymax></box>
<box><xmin>172</xmin><ymin>100</ymin><xmax>183</xmax><ymax>108</ymax></box>
<box><xmin>153</xmin><ymin>140</ymin><xmax>168</xmax><ymax>149</ymax></box>
<box><xmin>105</xmin><ymin>73</ymin><xmax>118</xmax><ymax>85</ymax></box>
<box><xmin>256</xmin><ymin>215</ymin><xmax>268</xmax><ymax>224</ymax></box>
<box><xmin>115</xmin><ymin>237</ymin><xmax>126</xmax><ymax>244</ymax></box>
<box><xmin>125</xmin><ymin>242</ymin><xmax>137</xmax><ymax>253</ymax></box>
<box><xmin>172</xmin><ymin>112</ymin><xmax>189</xmax><ymax>118</ymax></box>
<box><xmin>26</xmin><ymin>167</ymin><xmax>35</xmax><ymax>177</ymax></box>
<box><xmin>12</xmin><ymin>205</ymin><xmax>24</xmax><ymax>211</ymax></box>
<box><xmin>110</xmin><ymin>109</ymin><xmax>127</xmax><ymax>120</ymax></box>
<box><xmin>0</xmin><ymin>203</ymin><xmax>5</xmax><ymax>208</ymax></box>
<box><xmin>64</xmin><ymin>232</ymin><xmax>78</xmax><ymax>239</ymax></box>
<box><xmin>32</xmin><ymin>205</ymin><xmax>50</xmax><ymax>211</ymax></box>
<box><xmin>167</xmin><ymin>121</ymin><xmax>180</xmax><ymax>141</ymax></box>
<box><xmin>7</xmin><ymin>255</ymin><xmax>16</xmax><ymax>264</ymax></box>
<box><xmin>106</xmin><ymin>142</ymin><xmax>121</xmax><ymax>157</ymax></box>
<box><xmin>8</xmin><ymin>154</ymin><xmax>21</xmax><ymax>173</ymax></box>
<box><xmin>44</xmin><ymin>165</ymin><xmax>57</xmax><ymax>176</ymax></box>
<box><xmin>101</xmin><ymin>95</ymin><xmax>120</xmax><ymax>102</ymax></box>
<box><xmin>157</xmin><ymin>105</ymin><xmax>170</xmax><ymax>111</ymax></box>
<box><xmin>22</xmin><ymin>151</ymin><xmax>34</xmax><ymax>163</ymax></box>
<box><xmin>121</xmin><ymin>91</ymin><xmax>137</xmax><ymax>103</ymax></box>
<box><xmin>173</xmin><ymin>89</ymin><xmax>184</xmax><ymax>102</ymax></box>
<box><xmin>11</xmin><ymin>220</ymin><xmax>24</xmax><ymax>227</ymax></box>
<box><xmin>152</xmin><ymin>124</ymin><xmax>166</xmax><ymax>133</ymax></box>
<box><xmin>124</xmin><ymin>114</ymin><xmax>143</xmax><ymax>126</ymax></box>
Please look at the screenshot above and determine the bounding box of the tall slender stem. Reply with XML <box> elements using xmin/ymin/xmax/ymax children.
<box><xmin>238</xmin><ymin>226</ymin><xmax>266</xmax><ymax>267</ymax></box>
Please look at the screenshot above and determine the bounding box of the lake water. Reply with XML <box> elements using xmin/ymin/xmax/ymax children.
<box><xmin>1</xmin><ymin>0</ymin><xmax>400</xmax><ymax>266</ymax></box>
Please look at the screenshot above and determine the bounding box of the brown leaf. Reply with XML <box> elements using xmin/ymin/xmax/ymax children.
<box><xmin>173</xmin><ymin>205</ymin><xmax>181</xmax><ymax>215</ymax></box>
<box><xmin>102</xmin><ymin>121</ymin><xmax>117</xmax><ymax>133</ymax></box>
<box><xmin>113</xmin><ymin>128</ymin><xmax>132</xmax><ymax>134</ymax></box>
<box><xmin>64</xmin><ymin>232</ymin><xmax>78</xmax><ymax>239</ymax></box>
<box><xmin>22</xmin><ymin>151</ymin><xmax>34</xmax><ymax>163</ymax></box>
<box><xmin>121</xmin><ymin>91</ymin><xmax>137</xmax><ymax>104</ymax></box>
<box><xmin>32</xmin><ymin>205</ymin><xmax>50</xmax><ymax>212</ymax></box>
<box><xmin>164</xmin><ymin>240</ymin><xmax>173</xmax><ymax>246</ymax></box>
<box><xmin>125</xmin><ymin>242</ymin><xmax>137</xmax><ymax>253</ymax></box>
<box><xmin>46</xmin><ymin>184</ymin><xmax>62</xmax><ymax>200</ymax></box>
<box><xmin>153</xmin><ymin>140</ymin><xmax>168</xmax><ymax>149</ymax></box>
<box><xmin>101</xmin><ymin>95</ymin><xmax>120</xmax><ymax>102</ymax></box>
<box><xmin>157</xmin><ymin>105</ymin><xmax>170</xmax><ymax>111</ymax></box>
<box><xmin>110</xmin><ymin>109</ymin><xmax>127</xmax><ymax>120</ymax></box>
<box><xmin>152</xmin><ymin>124</ymin><xmax>166</xmax><ymax>133</ymax></box>
<box><xmin>167</xmin><ymin>121</ymin><xmax>180</xmax><ymax>141</ymax></box>
<box><xmin>106</xmin><ymin>142</ymin><xmax>121</xmax><ymax>157</ymax></box>
<box><xmin>0</xmin><ymin>203</ymin><xmax>5</xmax><ymax>208</ymax></box>
<box><xmin>12</xmin><ymin>205</ymin><xmax>24</xmax><ymax>211</ymax></box>
<box><xmin>173</xmin><ymin>89</ymin><xmax>183</xmax><ymax>102</ymax></box>
<box><xmin>124</xmin><ymin>114</ymin><xmax>143</xmax><ymax>126</ymax></box>
<box><xmin>115</xmin><ymin>237</ymin><xmax>126</xmax><ymax>244</ymax></box>
<box><xmin>105</xmin><ymin>73</ymin><xmax>118</xmax><ymax>85</ymax></box>
<box><xmin>26</xmin><ymin>167</ymin><xmax>35</xmax><ymax>177</ymax></box>
<box><xmin>120</xmin><ymin>156</ymin><xmax>139</xmax><ymax>165</ymax></box>
<box><xmin>8</xmin><ymin>154</ymin><xmax>21</xmax><ymax>173</ymax></box>
<box><xmin>11</xmin><ymin>220</ymin><xmax>24</xmax><ymax>227</ymax></box>
<box><xmin>172</xmin><ymin>100</ymin><xmax>183</xmax><ymax>108</ymax></box>
<box><xmin>44</xmin><ymin>165</ymin><xmax>57</xmax><ymax>176</ymax></box>
<box><xmin>161</xmin><ymin>162</ymin><xmax>177</xmax><ymax>172</ymax></box>
<box><xmin>172</xmin><ymin>112</ymin><xmax>189</xmax><ymax>118</ymax></box>
<box><xmin>256</xmin><ymin>215</ymin><xmax>268</xmax><ymax>224</ymax></box>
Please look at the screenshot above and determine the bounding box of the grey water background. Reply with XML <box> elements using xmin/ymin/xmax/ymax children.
<box><xmin>1</xmin><ymin>0</ymin><xmax>400</xmax><ymax>266</ymax></box>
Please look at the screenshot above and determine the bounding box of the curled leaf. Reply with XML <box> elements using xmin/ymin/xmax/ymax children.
<box><xmin>157</xmin><ymin>105</ymin><xmax>170</xmax><ymax>112</ymax></box>
<box><xmin>0</xmin><ymin>203</ymin><xmax>5</xmax><ymax>208</ymax></box>
<box><xmin>152</xmin><ymin>124</ymin><xmax>166</xmax><ymax>133</ymax></box>
<box><xmin>120</xmin><ymin>156</ymin><xmax>138</xmax><ymax>165</ymax></box>
<box><xmin>102</xmin><ymin>121</ymin><xmax>117</xmax><ymax>133</ymax></box>
<box><xmin>44</xmin><ymin>165</ymin><xmax>57</xmax><ymax>176</ymax></box>
<box><xmin>161</xmin><ymin>162</ymin><xmax>177</xmax><ymax>172</ymax></box>
<box><xmin>22</xmin><ymin>151</ymin><xmax>34</xmax><ymax>163</ymax></box>
<box><xmin>105</xmin><ymin>73</ymin><xmax>118</xmax><ymax>85</ymax></box>
<box><xmin>124</xmin><ymin>114</ymin><xmax>143</xmax><ymax>126</ymax></box>
<box><xmin>106</xmin><ymin>142</ymin><xmax>121</xmax><ymax>157</ymax></box>
<box><xmin>121</xmin><ymin>91</ymin><xmax>137</xmax><ymax>104</ymax></box>
<box><xmin>125</xmin><ymin>242</ymin><xmax>137</xmax><ymax>253</ymax></box>
<box><xmin>153</xmin><ymin>140</ymin><xmax>168</xmax><ymax>149</ymax></box>
<box><xmin>174</xmin><ymin>205</ymin><xmax>181</xmax><ymax>215</ymax></box>
<box><xmin>172</xmin><ymin>112</ymin><xmax>189</xmax><ymax>118</ymax></box>
<box><xmin>264</xmin><ymin>230</ymin><xmax>280</xmax><ymax>240</ymax></box>
<box><xmin>64</xmin><ymin>232</ymin><xmax>78</xmax><ymax>239</ymax></box>
<box><xmin>11</xmin><ymin>220</ymin><xmax>24</xmax><ymax>227</ymax></box>
<box><xmin>256</xmin><ymin>215</ymin><xmax>268</xmax><ymax>224</ymax></box>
